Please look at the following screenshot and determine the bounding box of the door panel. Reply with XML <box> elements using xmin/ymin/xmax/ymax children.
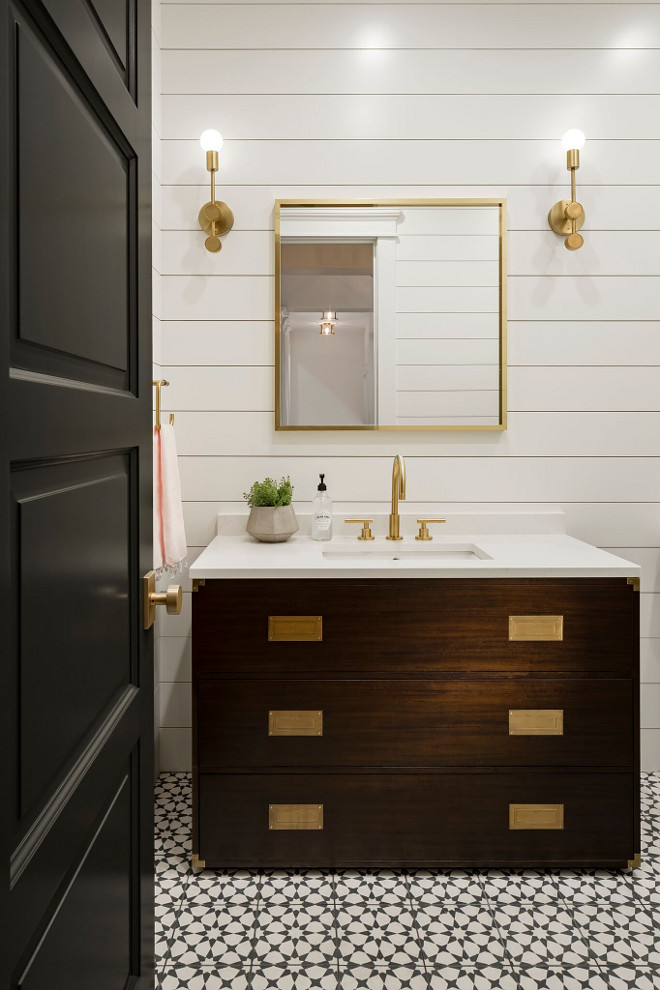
<box><xmin>15</xmin><ymin>15</ymin><xmax>134</xmax><ymax>386</ymax></box>
<box><xmin>1</xmin><ymin>0</ymin><xmax>153</xmax><ymax>986</ymax></box>
<box><xmin>18</xmin><ymin>775</ymin><xmax>132</xmax><ymax>990</ymax></box>
<box><xmin>15</xmin><ymin>455</ymin><xmax>132</xmax><ymax>820</ymax></box>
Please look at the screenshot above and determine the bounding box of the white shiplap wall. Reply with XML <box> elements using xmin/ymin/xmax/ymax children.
<box><xmin>154</xmin><ymin>0</ymin><xmax>660</xmax><ymax>771</ymax></box>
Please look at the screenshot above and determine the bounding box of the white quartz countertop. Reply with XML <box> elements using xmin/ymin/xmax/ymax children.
<box><xmin>189</xmin><ymin>514</ymin><xmax>640</xmax><ymax>580</ymax></box>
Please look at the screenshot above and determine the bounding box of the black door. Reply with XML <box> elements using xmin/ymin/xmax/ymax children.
<box><xmin>1</xmin><ymin>1</ymin><xmax>154</xmax><ymax>987</ymax></box>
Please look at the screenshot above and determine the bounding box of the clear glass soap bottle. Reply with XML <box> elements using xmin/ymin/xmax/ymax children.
<box><xmin>312</xmin><ymin>473</ymin><xmax>333</xmax><ymax>541</ymax></box>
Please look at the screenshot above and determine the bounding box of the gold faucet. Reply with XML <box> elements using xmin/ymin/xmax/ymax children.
<box><xmin>387</xmin><ymin>454</ymin><xmax>406</xmax><ymax>541</ymax></box>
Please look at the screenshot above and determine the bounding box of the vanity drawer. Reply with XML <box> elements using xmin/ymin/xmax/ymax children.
<box><xmin>196</xmin><ymin>770</ymin><xmax>635</xmax><ymax>868</ymax></box>
<box><xmin>194</xmin><ymin>577</ymin><xmax>636</xmax><ymax>675</ymax></box>
<box><xmin>197</xmin><ymin>678</ymin><xmax>633</xmax><ymax>769</ymax></box>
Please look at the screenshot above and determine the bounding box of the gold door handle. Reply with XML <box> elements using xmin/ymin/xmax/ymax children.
<box><xmin>344</xmin><ymin>518</ymin><xmax>375</xmax><ymax>541</ymax></box>
<box><xmin>416</xmin><ymin>518</ymin><xmax>446</xmax><ymax>541</ymax></box>
<box><xmin>143</xmin><ymin>570</ymin><xmax>183</xmax><ymax>629</ymax></box>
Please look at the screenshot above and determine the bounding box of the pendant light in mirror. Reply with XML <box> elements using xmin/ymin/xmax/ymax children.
<box><xmin>319</xmin><ymin>310</ymin><xmax>338</xmax><ymax>335</ymax></box>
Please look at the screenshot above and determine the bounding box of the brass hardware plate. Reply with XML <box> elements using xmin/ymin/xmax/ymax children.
<box><xmin>269</xmin><ymin>804</ymin><xmax>324</xmax><ymax>830</ymax></box>
<box><xmin>268</xmin><ymin>616</ymin><xmax>323</xmax><ymax>642</ymax></box>
<box><xmin>269</xmin><ymin>710</ymin><xmax>323</xmax><ymax>736</ymax></box>
<box><xmin>509</xmin><ymin>803</ymin><xmax>564</xmax><ymax>830</ymax></box>
<box><xmin>191</xmin><ymin>854</ymin><xmax>206</xmax><ymax>869</ymax></box>
<box><xmin>628</xmin><ymin>577</ymin><xmax>641</xmax><ymax>592</ymax></box>
<box><xmin>509</xmin><ymin>709</ymin><xmax>564</xmax><ymax>736</ymax></box>
<box><xmin>192</xmin><ymin>578</ymin><xmax>206</xmax><ymax>592</ymax></box>
<box><xmin>143</xmin><ymin>571</ymin><xmax>182</xmax><ymax>629</ymax></box>
<box><xmin>627</xmin><ymin>853</ymin><xmax>642</xmax><ymax>869</ymax></box>
<box><xmin>509</xmin><ymin>615</ymin><xmax>564</xmax><ymax>642</ymax></box>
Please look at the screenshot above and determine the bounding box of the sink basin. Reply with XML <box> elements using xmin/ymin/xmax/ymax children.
<box><xmin>322</xmin><ymin>543</ymin><xmax>491</xmax><ymax>561</ymax></box>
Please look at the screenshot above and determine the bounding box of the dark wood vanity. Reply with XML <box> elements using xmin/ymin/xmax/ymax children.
<box><xmin>192</xmin><ymin>577</ymin><xmax>639</xmax><ymax>869</ymax></box>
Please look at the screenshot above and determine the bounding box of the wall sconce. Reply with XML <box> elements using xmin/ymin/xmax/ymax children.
<box><xmin>548</xmin><ymin>129</ymin><xmax>586</xmax><ymax>251</ymax></box>
<box><xmin>198</xmin><ymin>129</ymin><xmax>234</xmax><ymax>253</ymax></box>
<box><xmin>319</xmin><ymin>310</ymin><xmax>338</xmax><ymax>335</ymax></box>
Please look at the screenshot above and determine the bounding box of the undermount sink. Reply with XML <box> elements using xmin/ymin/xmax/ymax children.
<box><xmin>322</xmin><ymin>543</ymin><xmax>491</xmax><ymax>561</ymax></box>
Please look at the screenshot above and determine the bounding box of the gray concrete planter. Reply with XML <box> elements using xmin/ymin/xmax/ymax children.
<box><xmin>246</xmin><ymin>505</ymin><xmax>299</xmax><ymax>543</ymax></box>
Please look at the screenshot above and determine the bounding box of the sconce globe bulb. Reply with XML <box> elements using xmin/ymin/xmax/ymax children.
<box><xmin>560</xmin><ymin>129</ymin><xmax>585</xmax><ymax>152</ymax></box>
<box><xmin>200</xmin><ymin>129</ymin><xmax>223</xmax><ymax>152</ymax></box>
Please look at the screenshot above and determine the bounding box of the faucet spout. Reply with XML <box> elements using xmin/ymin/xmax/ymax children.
<box><xmin>387</xmin><ymin>454</ymin><xmax>406</xmax><ymax>541</ymax></box>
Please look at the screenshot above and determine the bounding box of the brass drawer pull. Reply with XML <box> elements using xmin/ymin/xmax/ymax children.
<box><xmin>268</xmin><ymin>710</ymin><xmax>323</xmax><ymax>736</ymax></box>
<box><xmin>509</xmin><ymin>615</ymin><xmax>564</xmax><ymax>642</ymax></box>
<box><xmin>509</xmin><ymin>803</ymin><xmax>564</xmax><ymax>830</ymax></box>
<box><xmin>269</xmin><ymin>803</ymin><xmax>324</xmax><ymax>830</ymax></box>
<box><xmin>509</xmin><ymin>709</ymin><xmax>564</xmax><ymax>736</ymax></box>
<box><xmin>268</xmin><ymin>616</ymin><xmax>323</xmax><ymax>641</ymax></box>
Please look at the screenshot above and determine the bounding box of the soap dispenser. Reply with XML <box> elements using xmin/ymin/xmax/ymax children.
<box><xmin>312</xmin><ymin>473</ymin><xmax>333</xmax><ymax>541</ymax></box>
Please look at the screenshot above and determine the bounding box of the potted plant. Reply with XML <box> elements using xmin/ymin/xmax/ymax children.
<box><xmin>243</xmin><ymin>476</ymin><xmax>299</xmax><ymax>543</ymax></box>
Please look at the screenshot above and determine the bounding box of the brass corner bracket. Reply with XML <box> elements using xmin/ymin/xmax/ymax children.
<box><xmin>191</xmin><ymin>853</ymin><xmax>206</xmax><ymax>869</ymax></box>
<box><xmin>192</xmin><ymin>578</ymin><xmax>206</xmax><ymax>592</ymax></box>
<box><xmin>627</xmin><ymin>853</ymin><xmax>641</xmax><ymax>869</ymax></box>
<box><xmin>627</xmin><ymin>577</ymin><xmax>641</xmax><ymax>592</ymax></box>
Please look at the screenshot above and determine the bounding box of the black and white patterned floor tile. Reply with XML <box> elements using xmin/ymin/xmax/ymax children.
<box><xmin>417</xmin><ymin>903</ymin><xmax>506</xmax><ymax>968</ymax></box>
<box><xmin>154</xmin><ymin>772</ymin><xmax>660</xmax><ymax>989</ymax></box>
<box><xmin>409</xmin><ymin>869</ymin><xmax>484</xmax><ymax>904</ymax></box>
<box><xmin>493</xmin><ymin>903</ymin><xmax>591</xmax><ymax>968</ymax></box>
<box><xmin>252</xmin><ymin>903</ymin><xmax>337</xmax><ymax>967</ymax></box>
<box><xmin>334</xmin><ymin>869</ymin><xmax>410</xmax><ymax>905</ymax></box>
<box><xmin>336</xmin><ymin>902</ymin><xmax>421</xmax><ymax>967</ymax></box>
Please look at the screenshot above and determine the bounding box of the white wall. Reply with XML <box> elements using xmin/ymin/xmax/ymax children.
<box><xmin>154</xmin><ymin>0</ymin><xmax>660</xmax><ymax>771</ymax></box>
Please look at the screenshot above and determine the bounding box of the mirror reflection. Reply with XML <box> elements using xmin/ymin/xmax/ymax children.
<box><xmin>276</xmin><ymin>201</ymin><xmax>506</xmax><ymax>431</ymax></box>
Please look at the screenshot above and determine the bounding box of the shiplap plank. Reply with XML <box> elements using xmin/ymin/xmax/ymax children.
<box><xmin>163</xmin><ymin>94</ymin><xmax>660</xmax><ymax>141</ymax></box>
<box><xmin>396</xmin><ymin>392</ymin><xmax>500</xmax><ymax>417</ymax></box>
<box><xmin>508</xmin><ymin>322</ymin><xmax>660</xmax><ymax>366</ymax></box>
<box><xmin>641</xmin><ymin>686</ymin><xmax>660</xmax><ymax>729</ymax></box>
<box><xmin>160</xmin><ymin>229</ymin><xmax>273</xmax><ymax>275</ymax></box>
<box><xmin>161</xmin><ymin>140</ymin><xmax>660</xmax><ymax>187</ymax></box>
<box><xmin>397</xmin><ymin>340</ymin><xmax>500</xmax><ymax>365</ymax></box>
<box><xmin>510</xmin><ymin>231</ymin><xmax>660</xmax><ymax>277</ymax></box>
<box><xmin>178</xmin><ymin>456</ymin><xmax>660</xmax><ymax>503</ymax></box>
<box><xmin>509</xmin><ymin>366</ymin><xmax>660</xmax><ymax>412</ymax></box>
<box><xmin>509</xmin><ymin>277</ymin><xmax>660</xmax><ymax>321</ymax></box>
<box><xmin>396</xmin><ymin>286</ymin><xmax>500</xmax><ymax>313</ymax></box>
<box><xmin>397</xmin><ymin>365</ymin><xmax>499</xmax><ymax>390</ymax></box>
<box><xmin>162</xmin><ymin>365</ymin><xmax>274</xmax><ymax>410</ymax></box>
<box><xmin>161</xmin><ymin>49</ymin><xmax>660</xmax><ymax>96</ymax></box>
<box><xmin>160</xmin><ymin>230</ymin><xmax>660</xmax><ymax>278</ymax></box>
<box><xmin>168</xmin><ymin>411</ymin><xmax>660</xmax><ymax>458</ymax></box>
<box><xmin>160</xmin><ymin>185</ymin><xmax>660</xmax><ymax>234</ymax></box>
<box><xmin>161</xmin><ymin>275</ymin><xmax>272</xmax><ymax>320</ymax></box>
<box><xmin>396</xmin><ymin>313</ymin><xmax>500</xmax><ymax>338</ymax></box>
<box><xmin>397</xmin><ymin>260</ymin><xmax>500</xmax><ymax>287</ymax></box>
<box><xmin>160</xmin><ymin>321</ymin><xmax>273</xmax><ymax>365</ymax></box>
<box><xmin>162</xmin><ymin>5</ymin><xmax>660</xmax><ymax>51</ymax></box>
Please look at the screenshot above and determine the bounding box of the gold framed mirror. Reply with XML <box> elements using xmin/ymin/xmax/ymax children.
<box><xmin>275</xmin><ymin>199</ymin><xmax>507</xmax><ymax>432</ymax></box>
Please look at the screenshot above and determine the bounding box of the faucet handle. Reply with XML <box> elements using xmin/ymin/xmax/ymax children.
<box><xmin>345</xmin><ymin>519</ymin><xmax>375</xmax><ymax>542</ymax></box>
<box><xmin>416</xmin><ymin>518</ymin><xmax>446</xmax><ymax>542</ymax></box>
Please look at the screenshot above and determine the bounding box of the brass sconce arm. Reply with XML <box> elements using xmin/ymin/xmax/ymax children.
<box><xmin>548</xmin><ymin>131</ymin><xmax>586</xmax><ymax>251</ymax></box>
<box><xmin>198</xmin><ymin>130</ymin><xmax>234</xmax><ymax>253</ymax></box>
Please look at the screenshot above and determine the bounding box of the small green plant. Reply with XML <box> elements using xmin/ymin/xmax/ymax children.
<box><xmin>243</xmin><ymin>476</ymin><xmax>293</xmax><ymax>508</ymax></box>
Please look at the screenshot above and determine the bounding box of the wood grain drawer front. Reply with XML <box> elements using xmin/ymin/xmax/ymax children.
<box><xmin>197</xmin><ymin>679</ymin><xmax>633</xmax><ymax>769</ymax></box>
<box><xmin>197</xmin><ymin>771</ymin><xmax>634</xmax><ymax>868</ymax></box>
<box><xmin>194</xmin><ymin>578</ymin><xmax>636</xmax><ymax>674</ymax></box>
